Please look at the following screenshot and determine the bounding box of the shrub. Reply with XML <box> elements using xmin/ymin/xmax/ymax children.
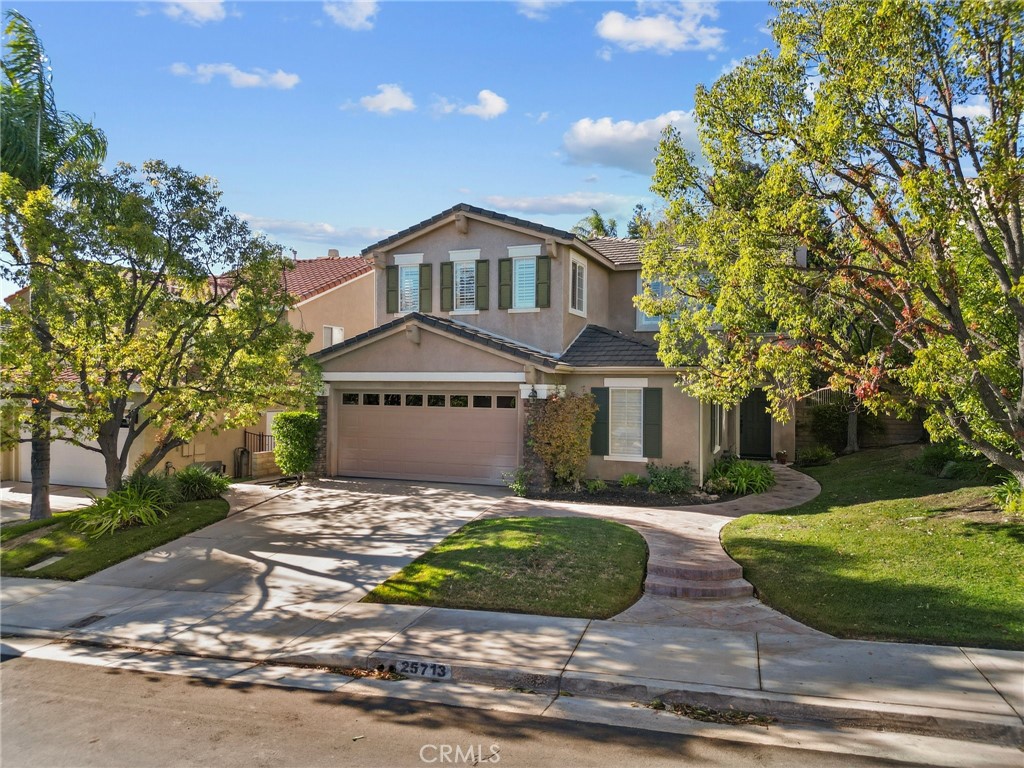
<box><xmin>502</xmin><ymin>467</ymin><xmax>530</xmax><ymax>498</ymax></box>
<box><xmin>810</xmin><ymin>402</ymin><xmax>886</xmax><ymax>452</ymax></box>
<box><xmin>527</xmin><ymin>392</ymin><xmax>598</xmax><ymax>491</ymax></box>
<box><xmin>586</xmin><ymin>478</ymin><xmax>608</xmax><ymax>493</ymax></box>
<box><xmin>73</xmin><ymin>487</ymin><xmax>171</xmax><ymax>538</ymax></box>
<box><xmin>909</xmin><ymin>441</ymin><xmax>971</xmax><ymax>476</ymax></box>
<box><xmin>619</xmin><ymin>473</ymin><xmax>643</xmax><ymax>488</ymax></box>
<box><xmin>708</xmin><ymin>457</ymin><xmax>776</xmax><ymax>496</ymax></box>
<box><xmin>646</xmin><ymin>463</ymin><xmax>695</xmax><ymax>495</ymax></box>
<box><xmin>703</xmin><ymin>475</ymin><xmax>733</xmax><ymax>494</ymax></box>
<box><xmin>173</xmin><ymin>464</ymin><xmax>231</xmax><ymax>501</ymax></box>
<box><xmin>990</xmin><ymin>476</ymin><xmax>1024</xmax><ymax>515</ymax></box>
<box><xmin>796</xmin><ymin>445</ymin><xmax>835</xmax><ymax>467</ymax></box>
<box><xmin>272</xmin><ymin>411</ymin><xmax>321</xmax><ymax>482</ymax></box>
<box><xmin>122</xmin><ymin>470</ymin><xmax>179</xmax><ymax>505</ymax></box>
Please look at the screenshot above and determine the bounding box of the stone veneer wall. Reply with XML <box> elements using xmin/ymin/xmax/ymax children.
<box><xmin>311</xmin><ymin>395</ymin><xmax>329</xmax><ymax>478</ymax></box>
<box><xmin>251</xmin><ymin>451</ymin><xmax>280</xmax><ymax>479</ymax></box>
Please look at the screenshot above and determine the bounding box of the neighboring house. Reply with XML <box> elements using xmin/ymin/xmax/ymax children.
<box><xmin>312</xmin><ymin>203</ymin><xmax>795</xmax><ymax>487</ymax></box>
<box><xmin>2</xmin><ymin>253</ymin><xmax>377</xmax><ymax>487</ymax></box>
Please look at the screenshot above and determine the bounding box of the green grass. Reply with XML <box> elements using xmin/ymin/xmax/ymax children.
<box><xmin>721</xmin><ymin>446</ymin><xmax>1024</xmax><ymax>649</ymax></box>
<box><xmin>0</xmin><ymin>499</ymin><xmax>229</xmax><ymax>580</ymax></box>
<box><xmin>363</xmin><ymin>516</ymin><xmax>648</xmax><ymax>619</ymax></box>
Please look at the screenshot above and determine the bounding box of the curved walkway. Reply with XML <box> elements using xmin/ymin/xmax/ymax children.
<box><xmin>489</xmin><ymin>464</ymin><xmax>824</xmax><ymax>635</ymax></box>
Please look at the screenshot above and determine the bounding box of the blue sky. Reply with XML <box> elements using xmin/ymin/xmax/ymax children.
<box><xmin>10</xmin><ymin>1</ymin><xmax>776</xmax><ymax>262</ymax></box>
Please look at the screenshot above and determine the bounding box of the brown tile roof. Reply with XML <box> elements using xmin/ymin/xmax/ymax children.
<box><xmin>560</xmin><ymin>325</ymin><xmax>663</xmax><ymax>367</ymax></box>
<box><xmin>586</xmin><ymin>237</ymin><xmax>642</xmax><ymax>266</ymax></box>
<box><xmin>281</xmin><ymin>256</ymin><xmax>372</xmax><ymax>302</ymax></box>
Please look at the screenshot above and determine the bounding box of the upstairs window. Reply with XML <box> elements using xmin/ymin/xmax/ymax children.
<box><xmin>385</xmin><ymin>255</ymin><xmax>431</xmax><ymax>314</ymax></box>
<box><xmin>570</xmin><ymin>257</ymin><xmax>586</xmax><ymax>316</ymax></box>
<box><xmin>323</xmin><ymin>325</ymin><xmax>344</xmax><ymax>348</ymax></box>
<box><xmin>636</xmin><ymin>275</ymin><xmax>667</xmax><ymax>330</ymax></box>
<box><xmin>499</xmin><ymin>245</ymin><xmax>550</xmax><ymax>310</ymax></box>
<box><xmin>441</xmin><ymin>250</ymin><xmax>488</xmax><ymax>312</ymax></box>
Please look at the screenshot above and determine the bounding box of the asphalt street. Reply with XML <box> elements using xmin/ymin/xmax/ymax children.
<box><xmin>0</xmin><ymin>657</ymin><xmax>918</xmax><ymax>768</ymax></box>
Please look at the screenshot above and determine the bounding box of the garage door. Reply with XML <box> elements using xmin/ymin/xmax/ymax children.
<box><xmin>18</xmin><ymin>438</ymin><xmax>108</xmax><ymax>488</ymax></box>
<box><xmin>337</xmin><ymin>391</ymin><xmax>519</xmax><ymax>485</ymax></box>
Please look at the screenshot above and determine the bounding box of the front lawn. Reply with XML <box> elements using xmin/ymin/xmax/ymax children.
<box><xmin>363</xmin><ymin>516</ymin><xmax>648</xmax><ymax>619</ymax></box>
<box><xmin>0</xmin><ymin>498</ymin><xmax>229</xmax><ymax>580</ymax></box>
<box><xmin>721</xmin><ymin>446</ymin><xmax>1024</xmax><ymax>649</ymax></box>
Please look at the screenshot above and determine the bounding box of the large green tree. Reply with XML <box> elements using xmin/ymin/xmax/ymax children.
<box><xmin>0</xmin><ymin>161</ymin><xmax>318</xmax><ymax>491</ymax></box>
<box><xmin>1</xmin><ymin>10</ymin><xmax>107</xmax><ymax>518</ymax></box>
<box><xmin>641</xmin><ymin>0</ymin><xmax>1024</xmax><ymax>478</ymax></box>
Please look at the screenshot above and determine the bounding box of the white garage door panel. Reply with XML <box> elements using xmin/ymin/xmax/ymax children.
<box><xmin>17</xmin><ymin>434</ymin><xmax>124</xmax><ymax>489</ymax></box>
<box><xmin>338</xmin><ymin>392</ymin><xmax>519</xmax><ymax>485</ymax></box>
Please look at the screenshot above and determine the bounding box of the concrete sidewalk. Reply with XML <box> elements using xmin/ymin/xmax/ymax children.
<box><xmin>0</xmin><ymin>481</ymin><xmax>101</xmax><ymax>523</ymax></box>
<box><xmin>2</xmin><ymin>474</ymin><xmax>1022</xmax><ymax>760</ymax></box>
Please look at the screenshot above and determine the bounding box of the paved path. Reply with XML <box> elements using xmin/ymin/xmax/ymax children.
<box><xmin>1</xmin><ymin>473</ymin><xmax>1021</xmax><ymax>754</ymax></box>
<box><xmin>0</xmin><ymin>481</ymin><xmax>101</xmax><ymax>523</ymax></box>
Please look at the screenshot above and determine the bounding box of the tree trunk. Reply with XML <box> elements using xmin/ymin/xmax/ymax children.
<box><xmin>843</xmin><ymin>407</ymin><xmax>859</xmax><ymax>455</ymax></box>
<box><xmin>29</xmin><ymin>402</ymin><xmax>52</xmax><ymax>520</ymax></box>
<box><xmin>97</xmin><ymin>422</ymin><xmax>126</xmax><ymax>492</ymax></box>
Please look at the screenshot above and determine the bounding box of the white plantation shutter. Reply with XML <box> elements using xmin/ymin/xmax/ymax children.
<box><xmin>399</xmin><ymin>265</ymin><xmax>419</xmax><ymax>312</ymax></box>
<box><xmin>610</xmin><ymin>388</ymin><xmax>643</xmax><ymax>457</ymax></box>
<box><xmin>513</xmin><ymin>257</ymin><xmax>536</xmax><ymax>309</ymax></box>
<box><xmin>455</xmin><ymin>261</ymin><xmax>475</xmax><ymax>310</ymax></box>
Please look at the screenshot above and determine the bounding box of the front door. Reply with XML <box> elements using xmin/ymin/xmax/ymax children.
<box><xmin>740</xmin><ymin>389</ymin><xmax>773</xmax><ymax>459</ymax></box>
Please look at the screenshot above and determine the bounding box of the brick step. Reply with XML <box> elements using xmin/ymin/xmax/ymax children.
<box><xmin>647</xmin><ymin>560</ymin><xmax>743</xmax><ymax>582</ymax></box>
<box><xmin>645</xmin><ymin>576</ymin><xmax>754</xmax><ymax>599</ymax></box>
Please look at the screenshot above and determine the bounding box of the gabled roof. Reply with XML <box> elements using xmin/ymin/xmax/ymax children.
<box><xmin>315</xmin><ymin>312</ymin><xmax>562</xmax><ymax>369</ymax></box>
<box><xmin>560</xmin><ymin>325</ymin><xmax>663</xmax><ymax>367</ymax></box>
<box><xmin>360</xmin><ymin>203</ymin><xmax>581</xmax><ymax>256</ymax></box>
<box><xmin>586</xmin><ymin>237</ymin><xmax>642</xmax><ymax>267</ymax></box>
<box><xmin>282</xmin><ymin>256</ymin><xmax>372</xmax><ymax>302</ymax></box>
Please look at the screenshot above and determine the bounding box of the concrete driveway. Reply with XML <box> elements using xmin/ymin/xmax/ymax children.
<box><xmin>1</xmin><ymin>481</ymin><xmax>102</xmax><ymax>523</ymax></box>
<box><xmin>85</xmin><ymin>478</ymin><xmax>506</xmax><ymax>610</ymax></box>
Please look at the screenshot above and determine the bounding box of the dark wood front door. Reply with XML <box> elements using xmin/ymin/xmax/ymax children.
<box><xmin>740</xmin><ymin>389</ymin><xmax>773</xmax><ymax>459</ymax></box>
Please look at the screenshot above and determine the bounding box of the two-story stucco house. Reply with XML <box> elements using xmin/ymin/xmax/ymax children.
<box><xmin>313</xmin><ymin>204</ymin><xmax>795</xmax><ymax>487</ymax></box>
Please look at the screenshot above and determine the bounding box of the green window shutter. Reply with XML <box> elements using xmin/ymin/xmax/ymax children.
<box><xmin>476</xmin><ymin>260</ymin><xmax>489</xmax><ymax>310</ymax></box>
<box><xmin>440</xmin><ymin>262</ymin><xmax>454</xmax><ymax>312</ymax></box>
<box><xmin>643</xmin><ymin>387</ymin><xmax>663</xmax><ymax>459</ymax></box>
<box><xmin>419</xmin><ymin>263</ymin><xmax>432</xmax><ymax>313</ymax></box>
<box><xmin>385</xmin><ymin>266</ymin><xmax>398</xmax><ymax>314</ymax></box>
<box><xmin>591</xmin><ymin>387</ymin><xmax>610</xmax><ymax>456</ymax></box>
<box><xmin>498</xmin><ymin>258</ymin><xmax>512</xmax><ymax>309</ymax></box>
<box><xmin>536</xmin><ymin>255</ymin><xmax>551</xmax><ymax>308</ymax></box>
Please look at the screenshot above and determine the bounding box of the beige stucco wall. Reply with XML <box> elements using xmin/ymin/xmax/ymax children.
<box><xmin>373</xmin><ymin>217</ymin><xmax>627</xmax><ymax>355</ymax></box>
<box><xmin>287</xmin><ymin>271</ymin><xmax>376</xmax><ymax>355</ymax></box>
<box><xmin>319</xmin><ymin>325</ymin><xmax>531</xmax><ymax>375</ymax></box>
<box><xmin>151</xmin><ymin>424</ymin><xmax>246</xmax><ymax>478</ymax></box>
<box><xmin>562</xmin><ymin>372</ymin><xmax>701</xmax><ymax>483</ymax></box>
<box><xmin>606</xmin><ymin>268</ymin><xmax>657</xmax><ymax>342</ymax></box>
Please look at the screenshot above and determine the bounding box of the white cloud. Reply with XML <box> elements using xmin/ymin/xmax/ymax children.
<box><xmin>435</xmin><ymin>90</ymin><xmax>508</xmax><ymax>120</ymax></box>
<box><xmin>596</xmin><ymin>1</ymin><xmax>725</xmax><ymax>54</ymax></box>
<box><xmin>170</xmin><ymin>63</ymin><xmax>300</xmax><ymax>89</ymax></box>
<box><xmin>562</xmin><ymin>109</ymin><xmax>701</xmax><ymax>174</ymax></box>
<box><xmin>481</xmin><ymin>192</ymin><xmax>632</xmax><ymax>215</ymax></box>
<box><xmin>323</xmin><ymin>1</ymin><xmax>378</xmax><ymax>30</ymax></box>
<box><xmin>952</xmin><ymin>95</ymin><xmax>989</xmax><ymax>120</ymax></box>
<box><xmin>597</xmin><ymin>47</ymin><xmax>614</xmax><ymax>62</ymax></box>
<box><xmin>359</xmin><ymin>83</ymin><xmax>415</xmax><ymax>114</ymax></box>
<box><xmin>162</xmin><ymin>1</ymin><xmax>227</xmax><ymax>25</ymax></box>
<box><xmin>461</xmin><ymin>90</ymin><xmax>508</xmax><ymax>120</ymax></box>
<box><xmin>239</xmin><ymin>214</ymin><xmax>395</xmax><ymax>246</ymax></box>
<box><xmin>516</xmin><ymin>1</ymin><xmax>565</xmax><ymax>21</ymax></box>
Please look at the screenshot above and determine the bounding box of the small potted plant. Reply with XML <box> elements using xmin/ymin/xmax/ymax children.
<box><xmin>775</xmin><ymin>450</ymin><xmax>788</xmax><ymax>465</ymax></box>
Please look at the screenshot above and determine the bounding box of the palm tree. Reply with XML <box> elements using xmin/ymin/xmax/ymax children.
<box><xmin>2</xmin><ymin>10</ymin><xmax>106</xmax><ymax>519</ymax></box>
<box><xmin>571</xmin><ymin>209</ymin><xmax>618</xmax><ymax>238</ymax></box>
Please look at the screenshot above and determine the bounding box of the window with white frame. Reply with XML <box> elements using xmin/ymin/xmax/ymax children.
<box><xmin>512</xmin><ymin>257</ymin><xmax>536</xmax><ymax>309</ymax></box>
<box><xmin>399</xmin><ymin>264</ymin><xmax>419</xmax><ymax>312</ymax></box>
<box><xmin>454</xmin><ymin>260</ymin><xmax>476</xmax><ymax>311</ymax></box>
<box><xmin>570</xmin><ymin>257</ymin><xmax>586</xmax><ymax>316</ymax></box>
<box><xmin>636</xmin><ymin>275</ymin><xmax>667</xmax><ymax>330</ymax></box>
<box><xmin>610</xmin><ymin>388</ymin><xmax>644</xmax><ymax>458</ymax></box>
<box><xmin>710</xmin><ymin>402</ymin><xmax>723</xmax><ymax>452</ymax></box>
<box><xmin>323</xmin><ymin>325</ymin><xmax>344</xmax><ymax>348</ymax></box>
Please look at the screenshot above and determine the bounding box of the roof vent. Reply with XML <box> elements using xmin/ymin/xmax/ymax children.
<box><xmin>327</xmin><ymin>248</ymin><xmax>340</xmax><ymax>258</ymax></box>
